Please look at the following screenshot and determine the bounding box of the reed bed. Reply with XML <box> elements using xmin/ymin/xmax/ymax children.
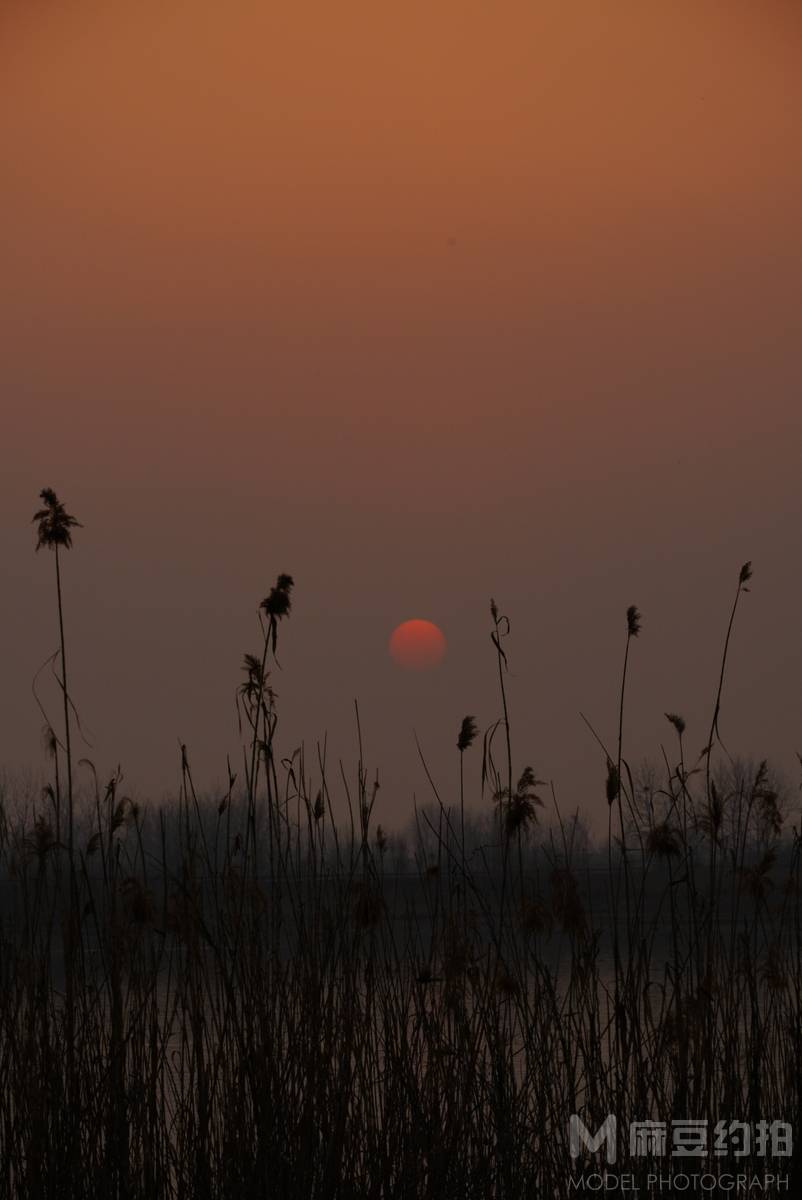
<box><xmin>0</xmin><ymin>493</ymin><xmax>798</xmax><ymax>1198</ymax></box>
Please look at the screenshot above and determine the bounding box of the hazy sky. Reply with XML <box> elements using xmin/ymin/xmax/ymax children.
<box><xmin>2</xmin><ymin>1</ymin><xmax>801</xmax><ymax>837</ymax></box>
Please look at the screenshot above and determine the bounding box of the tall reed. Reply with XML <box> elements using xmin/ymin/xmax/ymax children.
<box><xmin>1</xmin><ymin>513</ymin><xmax>797</xmax><ymax>1197</ymax></box>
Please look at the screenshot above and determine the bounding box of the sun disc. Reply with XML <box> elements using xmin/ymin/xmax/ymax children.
<box><xmin>388</xmin><ymin>619</ymin><xmax>447</xmax><ymax>670</ymax></box>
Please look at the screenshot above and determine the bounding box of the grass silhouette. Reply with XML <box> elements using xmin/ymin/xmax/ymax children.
<box><xmin>0</xmin><ymin>492</ymin><xmax>798</xmax><ymax>1197</ymax></box>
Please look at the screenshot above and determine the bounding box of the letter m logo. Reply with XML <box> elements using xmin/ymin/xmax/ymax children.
<box><xmin>569</xmin><ymin>1114</ymin><xmax>617</xmax><ymax>1163</ymax></box>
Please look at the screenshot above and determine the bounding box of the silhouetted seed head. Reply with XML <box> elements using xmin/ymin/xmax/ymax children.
<box><xmin>749</xmin><ymin>762</ymin><xmax>783</xmax><ymax>835</ymax></box>
<box><xmin>495</xmin><ymin>766</ymin><xmax>544</xmax><ymax>837</ymax></box>
<box><xmin>375</xmin><ymin>824</ymin><xmax>387</xmax><ymax>853</ymax></box>
<box><xmin>516</xmin><ymin>766</ymin><xmax>543</xmax><ymax>795</ymax></box>
<box><xmin>626</xmin><ymin>605</ymin><xmax>642</xmax><ymax>637</ymax></box>
<box><xmin>751</xmin><ymin>759</ymin><xmax>768</xmax><ymax>796</ymax></box>
<box><xmin>24</xmin><ymin>816</ymin><xmax>57</xmax><ymax>864</ymax></box>
<box><xmin>42</xmin><ymin>724</ymin><xmax>58</xmax><ymax>758</ymax></box>
<box><xmin>33</xmin><ymin>488</ymin><xmax>82</xmax><ymax>551</ymax></box>
<box><xmin>313</xmin><ymin>791</ymin><xmax>325</xmax><ymax>821</ymax></box>
<box><xmin>490</xmin><ymin>598</ymin><xmax>499</xmax><ymax>624</ymax></box>
<box><xmin>697</xmin><ymin>780</ymin><xmax>725</xmax><ymax>842</ymax></box>
<box><xmin>457</xmin><ymin>715</ymin><xmax>478</xmax><ymax>752</ymax></box>
<box><xmin>758</xmin><ymin>789</ymin><xmax>782</xmax><ymax>837</ymax></box>
<box><xmin>739</xmin><ymin>848</ymin><xmax>776</xmax><ymax>902</ymax></box>
<box><xmin>506</xmin><ymin>796</ymin><xmax>534</xmax><ymax>837</ymax></box>
<box><xmin>665</xmin><ymin>713</ymin><xmax>686</xmax><ymax>737</ymax></box>
<box><xmin>646</xmin><ymin>822</ymin><xmax>681</xmax><ymax>858</ymax></box>
<box><xmin>739</xmin><ymin>561</ymin><xmax>753</xmax><ymax>586</ymax></box>
<box><xmin>111</xmin><ymin>797</ymin><xmax>128</xmax><ymax>833</ymax></box>
<box><xmin>241</xmin><ymin>652</ymin><xmax>266</xmax><ymax>690</ymax></box>
<box><xmin>261</xmin><ymin>574</ymin><xmax>294</xmax><ymax>618</ymax></box>
<box><xmin>605</xmin><ymin>760</ymin><xmax>619</xmax><ymax>805</ymax></box>
<box><xmin>494</xmin><ymin>964</ymin><xmax>519</xmax><ymax>998</ymax></box>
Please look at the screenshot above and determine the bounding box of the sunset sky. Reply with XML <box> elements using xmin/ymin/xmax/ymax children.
<box><xmin>2</xmin><ymin>1</ymin><xmax>801</xmax><ymax>837</ymax></box>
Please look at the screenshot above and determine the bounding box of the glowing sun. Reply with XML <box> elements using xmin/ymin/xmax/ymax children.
<box><xmin>388</xmin><ymin>619</ymin><xmax>447</xmax><ymax>670</ymax></box>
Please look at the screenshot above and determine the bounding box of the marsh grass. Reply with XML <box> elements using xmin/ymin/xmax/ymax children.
<box><xmin>1</xmin><ymin>508</ymin><xmax>799</xmax><ymax>1197</ymax></box>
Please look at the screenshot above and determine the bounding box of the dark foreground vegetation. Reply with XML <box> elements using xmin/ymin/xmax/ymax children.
<box><xmin>0</xmin><ymin>492</ymin><xmax>799</xmax><ymax>1198</ymax></box>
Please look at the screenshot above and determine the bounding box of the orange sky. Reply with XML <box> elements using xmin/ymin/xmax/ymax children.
<box><xmin>2</xmin><ymin>1</ymin><xmax>801</xmax><ymax>835</ymax></box>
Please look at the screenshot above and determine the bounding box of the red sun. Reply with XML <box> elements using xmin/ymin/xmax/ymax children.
<box><xmin>388</xmin><ymin>619</ymin><xmax>447</xmax><ymax>670</ymax></box>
